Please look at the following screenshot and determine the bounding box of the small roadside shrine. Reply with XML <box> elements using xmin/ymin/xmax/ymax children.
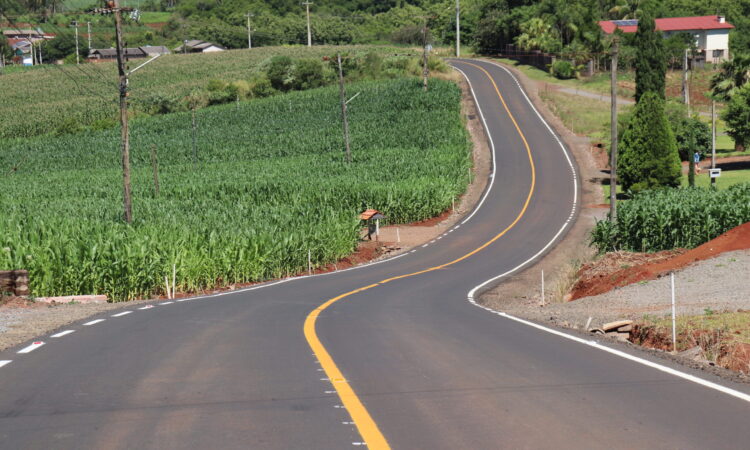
<box><xmin>360</xmin><ymin>209</ymin><xmax>385</xmax><ymax>241</ymax></box>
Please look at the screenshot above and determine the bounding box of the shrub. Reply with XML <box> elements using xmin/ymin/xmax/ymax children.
<box><xmin>293</xmin><ymin>58</ymin><xmax>328</xmax><ymax>90</ymax></box>
<box><xmin>266</xmin><ymin>55</ymin><xmax>295</xmax><ymax>91</ymax></box>
<box><xmin>549</xmin><ymin>60</ymin><xmax>575</xmax><ymax>79</ymax></box>
<box><xmin>248</xmin><ymin>75</ymin><xmax>275</xmax><ymax>98</ymax></box>
<box><xmin>722</xmin><ymin>84</ymin><xmax>750</xmax><ymax>152</ymax></box>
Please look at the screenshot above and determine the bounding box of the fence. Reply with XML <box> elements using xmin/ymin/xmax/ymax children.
<box><xmin>0</xmin><ymin>270</ymin><xmax>29</xmax><ymax>296</ymax></box>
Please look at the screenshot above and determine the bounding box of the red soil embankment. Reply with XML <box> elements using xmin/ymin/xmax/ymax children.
<box><xmin>570</xmin><ymin>221</ymin><xmax>750</xmax><ymax>300</ymax></box>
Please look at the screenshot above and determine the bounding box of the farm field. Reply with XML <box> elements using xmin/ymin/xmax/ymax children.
<box><xmin>0</xmin><ymin>45</ymin><xmax>416</xmax><ymax>140</ymax></box>
<box><xmin>0</xmin><ymin>78</ymin><xmax>471</xmax><ymax>300</ymax></box>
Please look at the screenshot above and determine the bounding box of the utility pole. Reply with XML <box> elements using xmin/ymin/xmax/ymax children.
<box><xmin>302</xmin><ymin>1</ymin><xmax>313</xmax><ymax>47</ymax></box>
<box><xmin>711</xmin><ymin>99</ymin><xmax>716</xmax><ymax>187</ymax></box>
<box><xmin>87</xmin><ymin>21</ymin><xmax>92</xmax><ymax>52</ymax></box>
<box><xmin>337</xmin><ymin>53</ymin><xmax>352</xmax><ymax>163</ymax></box>
<box><xmin>455</xmin><ymin>0</ymin><xmax>460</xmax><ymax>58</ymax></box>
<box><xmin>421</xmin><ymin>17</ymin><xmax>429</xmax><ymax>91</ymax></box>
<box><xmin>245</xmin><ymin>12</ymin><xmax>254</xmax><ymax>49</ymax></box>
<box><xmin>609</xmin><ymin>37</ymin><xmax>619</xmax><ymax>221</ymax></box>
<box><xmin>113</xmin><ymin>0</ymin><xmax>133</xmax><ymax>223</ymax></box>
<box><xmin>72</xmin><ymin>21</ymin><xmax>80</xmax><ymax>64</ymax></box>
<box><xmin>682</xmin><ymin>49</ymin><xmax>690</xmax><ymax>116</ymax></box>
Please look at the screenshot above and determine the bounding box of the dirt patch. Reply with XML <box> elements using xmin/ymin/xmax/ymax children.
<box><xmin>570</xmin><ymin>221</ymin><xmax>750</xmax><ymax>300</ymax></box>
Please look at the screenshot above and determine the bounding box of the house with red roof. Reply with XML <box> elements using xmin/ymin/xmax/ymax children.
<box><xmin>599</xmin><ymin>15</ymin><xmax>733</xmax><ymax>63</ymax></box>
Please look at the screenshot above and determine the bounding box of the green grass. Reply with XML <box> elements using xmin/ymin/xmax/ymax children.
<box><xmin>491</xmin><ymin>58</ymin><xmax>634</xmax><ymax>98</ymax></box>
<box><xmin>137</xmin><ymin>12</ymin><xmax>172</xmax><ymax>24</ymax></box>
<box><xmin>0</xmin><ymin>78</ymin><xmax>471</xmax><ymax>301</ymax></box>
<box><xmin>682</xmin><ymin>168</ymin><xmax>750</xmax><ymax>189</ymax></box>
<box><xmin>539</xmin><ymin>89</ymin><xmax>630</xmax><ymax>141</ymax></box>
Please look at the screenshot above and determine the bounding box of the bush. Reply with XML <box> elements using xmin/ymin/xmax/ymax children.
<box><xmin>266</xmin><ymin>55</ymin><xmax>295</xmax><ymax>91</ymax></box>
<box><xmin>619</xmin><ymin>92</ymin><xmax>681</xmax><ymax>192</ymax></box>
<box><xmin>248</xmin><ymin>75</ymin><xmax>275</xmax><ymax>98</ymax></box>
<box><xmin>293</xmin><ymin>58</ymin><xmax>328</xmax><ymax>90</ymax></box>
<box><xmin>591</xmin><ymin>184</ymin><xmax>750</xmax><ymax>252</ymax></box>
<box><xmin>549</xmin><ymin>60</ymin><xmax>575</xmax><ymax>79</ymax></box>
<box><xmin>137</xmin><ymin>93</ymin><xmax>184</xmax><ymax>115</ymax></box>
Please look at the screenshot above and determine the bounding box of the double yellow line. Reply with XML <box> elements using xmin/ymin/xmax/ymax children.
<box><xmin>303</xmin><ymin>61</ymin><xmax>537</xmax><ymax>449</ymax></box>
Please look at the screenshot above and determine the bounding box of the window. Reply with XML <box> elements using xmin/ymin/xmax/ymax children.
<box><xmin>713</xmin><ymin>49</ymin><xmax>724</xmax><ymax>58</ymax></box>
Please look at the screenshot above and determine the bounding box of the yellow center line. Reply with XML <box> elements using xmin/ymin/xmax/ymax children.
<box><xmin>303</xmin><ymin>60</ymin><xmax>537</xmax><ymax>449</ymax></box>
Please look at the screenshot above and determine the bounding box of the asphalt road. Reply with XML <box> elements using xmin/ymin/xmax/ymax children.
<box><xmin>1</xmin><ymin>59</ymin><xmax>749</xmax><ymax>449</ymax></box>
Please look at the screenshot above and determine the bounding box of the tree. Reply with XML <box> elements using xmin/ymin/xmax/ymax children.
<box><xmin>634</xmin><ymin>11</ymin><xmax>666</xmax><ymax>102</ymax></box>
<box><xmin>710</xmin><ymin>53</ymin><xmax>750</xmax><ymax>102</ymax></box>
<box><xmin>619</xmin><ymin>92</ymin><xmax>681</xmax><ymax>192</ymax></box>
<box><xmin>664</xmin><ymin>100</ymin><xmax>710</xmax><ymax>161</ymax></box>
<box><xmin>515</xmin><ymin>17</ymin><xmax>560</xmax><ymax>52</ymax></box>
<box><xmin>722</xmin><ymin>84</ymin><xmax>750</xmax><ymax>152</ymax></box>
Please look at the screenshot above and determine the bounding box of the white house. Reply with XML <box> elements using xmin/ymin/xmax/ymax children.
<box><xmin>599</xmin><ymin>15</ymin><xmax>734</xmax><ymax>63</ymax></box>
<box><xmin>174</xmin><ymin>40</ymin><xmax>225</xmax><ymax>54</ymax></box>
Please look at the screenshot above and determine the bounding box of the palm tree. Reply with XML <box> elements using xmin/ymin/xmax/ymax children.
<box><xmin>711</xmin><ymin>54</ymin><xmax>750</xmax><ymax>102</ymax></box>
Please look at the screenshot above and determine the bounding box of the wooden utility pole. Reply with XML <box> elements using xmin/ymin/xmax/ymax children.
<box><xmin>682</xmin><ymin>48</ymin><xmax>690</xmax><ymax>114</ymax></box>
<box><xmin>421</xmin><ymin>17</ymin><xmax>429</xmax><ymax>91</ymax></box>
<box><xmin>609</xmin><ymin>37</ymin><xmax>619</xmax><ymax>221</ymax></box>
<box><xmin>337</xmin><ymin>53</ymin><xmax>352</xmax><ymax>163</ymax></box>
<box><xmin>245</xmin><ymin>12</ymin><xmax>254</xmax><ymax>49</ymax></box>
<box><xmin>114</xmin><ymin>0</ymin><xmax>133</xmax><ymax>223</ymax></box>
<box><xmin>455</xmin><ymin>0</ymin><xmax>460</xmax><ymax>57</ymax></box>
<box><xmin>302</xmin><ymin>1</ymin><xmax>313</xmax><ymax>47</ymax></box>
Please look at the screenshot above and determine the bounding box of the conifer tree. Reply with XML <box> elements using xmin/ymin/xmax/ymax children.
<box><xmin>634</xmin><ymin>12</ymin><xmax>666</xmax><ymax>102</ymax></box>
<box><xmin>619</xmin><ymin>92</ymin><xmax>681</xmax><ymax>192</ymax></box>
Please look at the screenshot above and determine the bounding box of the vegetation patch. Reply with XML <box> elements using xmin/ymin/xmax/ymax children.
<box><xmin>0</xmin><ymin>78</ymin><xmax>471</xmax><ymax>300</ymax></box>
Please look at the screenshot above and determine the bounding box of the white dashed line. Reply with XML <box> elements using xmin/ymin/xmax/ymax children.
<box><xmin>0</xmin><ymin>360</ymin><xmax>12</xmax><ymax>368</ymax></box>
<box><xmin>17</xmin><ymin>342</ymin><xmax>45</xmax><ymax>354</ymax></box>
<box><xmin>111</xmin><ymin>311</ymin><xmax>132</xmax><ymax>317</ymax></box>
<box><xmin>159</xmin><ymin>301</ymin><xmax>174</xmax><ymax>305</ymax></box>
<box><xmin>83</xmin><ymin>319</ymin><xmax>105</xmax><ymax>326</ymax></box>
<box><xmin>51</xmin><ymin>330</ymin><xmax>75</xmax><ymax>338</ymax></box>
<box><xmin>138</xmin><ymin>305</ymin><xmax>154</xmax><ymax>310</ymax></box>
<box><xmin>421</xmin><ymin>244</ymin><xmax>429</xmax><ymax>248</ymax></box>
<box><xmin>177</xmin><ymin>298</ymin><xmax>191</xmax><ymax>302</ymax></box>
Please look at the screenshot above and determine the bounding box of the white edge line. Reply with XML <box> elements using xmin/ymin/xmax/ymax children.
<box><xmin>450</xmin><ymin>65</ymin><xmax>498</xmax><ymax>226</ymax></box>
<box><xmin>464</xmin><ymin>59</ymin><xmax>750</xmax><ymax>404</ymax></box>
<box><xmin>138</xmin><ymin>305</ymin><xmax>154</xmax><ymax>310</ymax></box>
<box><xmin>83</xmin><ymin>319</ymin><xmax>105</xmax><ymax>326</ymax></box>
<box><xmin>17</xmin><ymin>342</ymin><xmax>45</xmax><ymax>354</ymax></box>
<box><xmin>0</xmin><ymin>360</ymin><xmax>11</xmax><ymax>368</ymax></box>
<box><xmin>159</xmin><ymin>301</ymin><xmax>174</xmax><ymax>305</ymax></box>
<box><xmin>111</xmin><ymin>311</ymin><xmax>132</xmax><ymax>317</ymax></box>
<box><xmin>51</xmin><ymin>330</ymin><xmax>75</xmax><ymax>338</ymax></box>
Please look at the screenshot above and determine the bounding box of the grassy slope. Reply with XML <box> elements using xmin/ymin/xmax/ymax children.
<box><xmin>0</xmin><ymin>45</ymin><xmax>412</xmax><ymax>139</ymax></box>
<box><xmin>0</xmin><ymin>78</ymin><xmax>471</xmax><ymax>300</ymax></box>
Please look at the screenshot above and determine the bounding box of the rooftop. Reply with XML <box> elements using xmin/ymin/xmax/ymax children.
<box><xmin>599</xmin><ymin>15</ymin><xmax>734</xmax><ymax>34</ymax></box>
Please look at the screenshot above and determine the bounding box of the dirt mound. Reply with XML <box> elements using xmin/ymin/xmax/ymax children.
<box><xmin>570</xmin><ymin>221</ymin><xmax>750</xmax><ymax>300</ymax></box>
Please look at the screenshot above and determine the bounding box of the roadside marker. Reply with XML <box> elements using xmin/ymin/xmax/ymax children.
<box><xmin>51</xmin><ymin>330</ymin><xmax>75</xmax><ymax>338</ymax></box>
<box><xmin>83</xmin><ymin>319</ymin><xmax>105</xmax><ymax>326</ymax></box>
<box><xmin>17</xmin><ymin>341</ymin><xmax>45</xmax><ymax>354</ymax></box>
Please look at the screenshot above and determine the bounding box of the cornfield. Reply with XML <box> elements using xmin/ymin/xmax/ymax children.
<box><xmin>591</xmin><ymin>184</ymin><xmax>750</xmax><ymax>253</ymax></box>
<box><xmin>0</xmin><ymin>45</ymin><xmax>417</xmax><ymax>140</ymax></box>
<box><xmin>0</xmin><ymin>78</ymin><xmax>471</xmax><ymax>300</ymax></box>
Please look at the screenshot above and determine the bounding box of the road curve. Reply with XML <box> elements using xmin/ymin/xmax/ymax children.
<box><xmin>1</xmin><ymin>59</ymin><xmax>749</xmax><ymax>449</ymax></box>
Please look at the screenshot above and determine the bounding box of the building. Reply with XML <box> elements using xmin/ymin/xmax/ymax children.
<box><xmin>598</xmin><ymin>15</ymin><xmax>734</xmax><ymax>63</ymax></box>
<box><xmin>2</xmin><ymin>29</ymin><xmax>54</xmax><ymax>41</ymax></box>
<box><xmin>88</xmin><ymin>45</ymin><xmax>171</xmax><ymax>61</ymax></box>
<box><xmin>174</xmin><ymin>40</ymin><xmax>225</xmax><ymax>54</ymax></box>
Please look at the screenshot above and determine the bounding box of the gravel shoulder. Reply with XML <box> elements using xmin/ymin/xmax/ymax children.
<box><xmin>493</xmin><ymin>249</ymin><xmax>750</xmax><ymax>330</ymax></box>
